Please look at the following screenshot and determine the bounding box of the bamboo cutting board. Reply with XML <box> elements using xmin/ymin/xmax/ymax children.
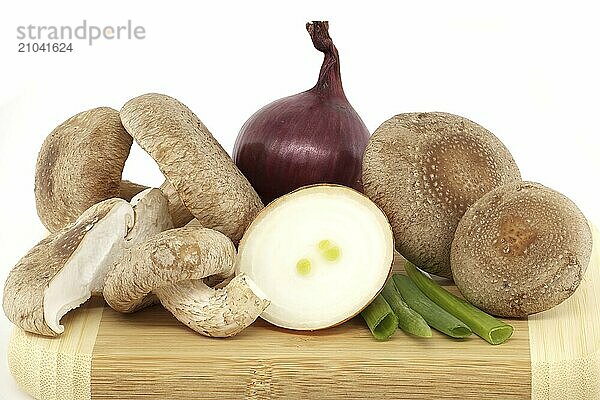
<box><xmin>7</xmin><ymin>226</ymin><xmax>600</xmax><ymax>400</ymax></box>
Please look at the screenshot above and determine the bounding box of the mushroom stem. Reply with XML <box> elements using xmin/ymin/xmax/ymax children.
<box><xmin>155</xmin><ymin>275</ymin><xmax>269</xmax><ymax>338</ymax></box>
<box><xmin>104</xmin><ymin>227</ymin><xmax>269</xmax><ymax>337</ymax></box>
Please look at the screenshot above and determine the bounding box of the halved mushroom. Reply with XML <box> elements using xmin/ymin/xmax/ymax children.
<box><xmin>120</xmin><ymin>93</ymin><xmax>263</xmax><ymax>243</ymax></box>
<box><xmin>236</xmin><ymin>185</ymin><xmax>394</xmax><ymax>330</ymax></box>
<box><xmin>451</xmin><ymin>181</ymin><xmax>593</xmax><ymax>317</ymax></box>
<box><xmin>103</xmin><ymin>227</ymin><xmax>269</xmax><ymax>337</ymax></box>
<box><xmin>363</xmin><ymin>112</ymin><xmax>521</xmax><ymax>278</ymax></box>
<box><xmin>3</xmin><ymin>189</ymin><xmax>173</xmax><ymax>336</ymax></box>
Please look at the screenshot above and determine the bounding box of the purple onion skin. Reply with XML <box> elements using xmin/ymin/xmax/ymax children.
<box><xmin>233</xmin><ymin>21</ymin><xmax>370</xmax><ymax>205</ymax></box>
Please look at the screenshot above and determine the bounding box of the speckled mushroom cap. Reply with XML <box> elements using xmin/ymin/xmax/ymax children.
<box><xmin>362</xmin><ymin>112</ymin><xmax>521</xmax><ymax>278</ymax></box>
<box><xmin>451</xmin><ymin>181</ymin><xmax>593</xmax><ymax>317</ymax></box>
<box><xmin>120</xmin><ymin>93</ymin><xmax>263</xmax><ymax>244</ymax></box>
<box><xmin>35</xmin><ymin>108</ymin><xmax>134</xmax><ymax>233</ymax></box>
<box><xmin>104</xmin><ymin>227</ymin><xmax>237</xmax><ymax>313</ymax></box>
<box><xmin>159</xmin><ymin>180</ymin><xmax>194</xmax><ymax>227</ymax></box>
<box><xmin>3</xmin><ymin>198</ymin><xmax>132</xmax><ymax>336</ymax></box>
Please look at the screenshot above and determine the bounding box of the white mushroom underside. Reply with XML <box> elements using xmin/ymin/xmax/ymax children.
<box><xmin>43</xmin><ymin>188</ymin><xmax>173</xmax><ymax>334</ymax></box>
<box><xmin>43</xmin><ymin>203</ymin><xmax>134</xmax><ymax>334</ymax></box>
<box><xmin>237</xmin><ymin>187</ymin><xmax>394</xmax><ymax>330</ymax></box>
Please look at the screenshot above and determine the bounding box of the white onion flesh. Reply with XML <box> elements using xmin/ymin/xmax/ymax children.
<box><xmin>237</xmin><ymin>185</ymin><xmax>394</xmax><ymax>330</ymax></box>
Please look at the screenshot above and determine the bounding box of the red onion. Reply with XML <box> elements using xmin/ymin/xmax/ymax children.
<box><xmin>233</xmin><ymin>21</ymin><xmax>370</xmax><ymax>204</ymax></box>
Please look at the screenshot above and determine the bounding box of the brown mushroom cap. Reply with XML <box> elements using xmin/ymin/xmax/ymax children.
<box><xmin>35</xmin><ymin>108</ymin><xmax>134</xmax><ymax>232</ymax></box>
<box><xmin>362</xmin><ymin>112</ymin><xmax>521</xmax><ymax>278</ymax></box>
<box><xmin>104</xmin><ymin>227</ymin><xmax>269</xmax><ymax>337</ymax></box>
<box><xmin>120</xmin><ymin>93</ymin><xmax>263</xmax><ymax>243</ymax></box>
<box><xmin>451</xmin><ymin>181</ymin><xmax>593</xmax><ymax>317</ymax></box>
<box><xmin>104</xmin><ymin>227</ymin><xmax>235</xmax><ymax>313</ymax></box>
<box><xmin>159</xmin><ymin>180</ymin><xmax>194</xmax><ymax>227</ymax></box>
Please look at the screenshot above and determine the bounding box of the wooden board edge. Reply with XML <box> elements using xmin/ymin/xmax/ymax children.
<box><xmin>7</xmin><ymin>297</ymin><xmax>105</xmax><ymax>400</ymax></box>
<box><xmin>529</xmin><ymin>223</ymin><xmax>600</xmax><ymax>399</ymax></box>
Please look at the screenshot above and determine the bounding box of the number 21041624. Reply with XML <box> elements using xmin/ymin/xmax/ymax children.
<box><xmin>18</xmin><ymin>42</ymin><xmax>73</xmax><ymax>52</ymax></box>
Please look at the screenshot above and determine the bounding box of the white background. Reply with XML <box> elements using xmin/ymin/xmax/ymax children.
<box><xmin>1</xmin><ymin>1</ymin><xmax>599</xmax><ymax>398</ymax></box>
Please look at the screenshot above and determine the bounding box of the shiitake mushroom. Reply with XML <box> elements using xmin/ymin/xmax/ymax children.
<box><xmin>362</xmin><ymin>112</ymin><xmax>521</xmax><ymax>278</ymax></box>
<box><xmin>451</xmin><ymin>181</ymin><xmax>592</xmax><ymax>317</ymax></box>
